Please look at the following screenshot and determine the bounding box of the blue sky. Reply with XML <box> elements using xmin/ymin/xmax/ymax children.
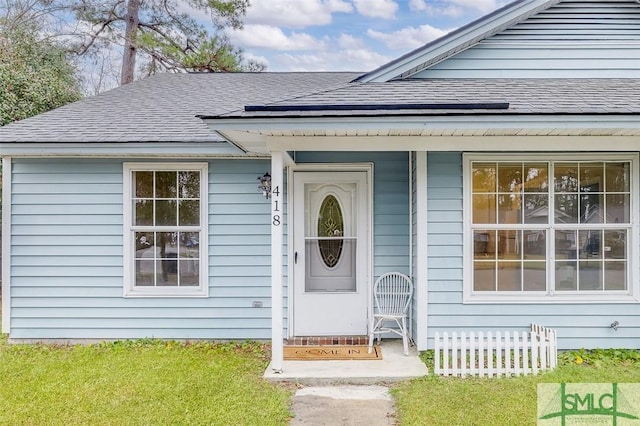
<box><xmin>223</xmin><ymin>0</ymin><xmax>511</xmax><ymax>72</ymax></box>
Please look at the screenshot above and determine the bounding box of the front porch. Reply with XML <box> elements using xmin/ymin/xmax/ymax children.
<box><xmin>267</xmin><ymin>151</ymin><xmax>430</xmax><ymax>373</ymax></box>
<box><xmin>264</xmin><ymin>340</ymin><xmax>428</xmax><ymax>385</ymax></box>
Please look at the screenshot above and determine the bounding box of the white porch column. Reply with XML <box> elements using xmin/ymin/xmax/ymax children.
<box><xmin>415</xmin><ymin>151</ymin><xmax>429</xmax><ymax>351</ymax></box>
<box><xmin>270</xmin><ymin>151</ymin><xmax>284</xmax><ymax>372</ymax></box>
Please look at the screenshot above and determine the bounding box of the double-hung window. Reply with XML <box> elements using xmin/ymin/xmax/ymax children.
<box><xmin>465</xmin><ymin>154</ymin><xmax>637</xmax><ymax>302</ymax></box>
<box><xmin>124</xmin><ymin>163</ymin><xmax>208</xmax><ymax>297</ymax></box>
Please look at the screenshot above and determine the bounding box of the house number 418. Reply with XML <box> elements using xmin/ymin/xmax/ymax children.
<box><xmin>272</xmin><ymin>186</ymin><xmax>281</xmax><ymax>226</ymax></box>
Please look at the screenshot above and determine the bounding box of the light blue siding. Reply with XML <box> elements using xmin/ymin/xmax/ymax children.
<box><xmin>426</xmin><ymin>152</ymin><xmax>640</xmax><ymax>349</ymax></box>
<box><xmin>9</xmin><ymin>158</ymin><xmax>274</xmax><ymax>340</ymax></box>
<box><xmin>415</xmin><ymin>0</ymin><xmax>640</xmax><ymax>78</ymax></box>
<box><xmin>9</xmin><ymin>154</ymin><xmax>406</xmax><ymax>341</ymax></box>
<box><xmin>294</xmin><ymin>152</ymin><xmax>411</xmax><ymax>278</ymax></box>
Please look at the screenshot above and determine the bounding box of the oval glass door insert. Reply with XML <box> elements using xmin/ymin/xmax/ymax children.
<box><xmin>317</xmin><ymin>194</ymin><xmax>344</xmax><ymax>268</ymax></box>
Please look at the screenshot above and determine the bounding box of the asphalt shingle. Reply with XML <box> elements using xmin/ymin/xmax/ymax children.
<box><xmin>224</xmin><ymin>79</ymin><xmax>640</xmax><ymax>118</ymax></box>
<box><xmin>0</xmin><ymin>72</ymin><xmax>361</xmax><ymax>143</ymax></box>
<box><xmin>1</xmin><ymin>75</ymin><xmax>638</xmax><ymax>143</ymax></box>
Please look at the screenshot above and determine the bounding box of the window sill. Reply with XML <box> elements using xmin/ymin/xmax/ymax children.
<box><xmin>124</xmin><ymin>287</ymin><xmax>208</xmax><ymax>298</ymax></box>
<box><xmin>463</xmin><ymin>292</ymin><xmax>639</xmax><ymax>304</ymax></box>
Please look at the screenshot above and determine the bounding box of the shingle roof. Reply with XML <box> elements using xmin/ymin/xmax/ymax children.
<box><xmin>215</xmin><ymin>79</ymin><xmax>640</xmax><ymax>118</ymax></box>
<box><xmin>0</xmin><ymin>72</ymin><xmax>361</xmax><ymax>143</ymax></box>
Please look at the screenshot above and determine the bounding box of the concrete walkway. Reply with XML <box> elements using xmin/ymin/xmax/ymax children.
<box><xmin>265</xmin><ymin>340</ymin><xmax>428</xmax><ymax>385</ymax></box>
<box><xmin>290</xmin><ymin>385</ymin><xmax>396</xmax><ymax>425</ymax></box>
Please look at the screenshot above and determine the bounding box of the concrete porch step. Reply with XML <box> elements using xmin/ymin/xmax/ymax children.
<box><xmin>264</xmin><ymin>340</ymin><xmax>428</xmax><ymax>385</ymax></box>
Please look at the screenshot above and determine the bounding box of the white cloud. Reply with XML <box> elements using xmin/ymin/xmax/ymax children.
<box><xmin>227</xmin><ymin>25</ymin><xmax>327</xmax><ymax>51</ymax></box>
<box><xmin>449</xmin><ymin>0</ymin><xmax>504</xmax><ymax>13</ymax></box>
<box><xmin>353</xmin><ymin>0</ymin><xmax>398</xmax><ymax>19</ymax></box>
<box><xmin>409</xmin><ymin>0</ymin><xmax>505</xmax><ymax>17</ymax></box>
<box><xmin>408</xmin><ymin>0</ymin><xmax>427</xmax><ymax>11</ymax></box>
<box><xmin>337</xmin><ymin>33</ymin><xmax>365</xmax><ymax>49</ymax></box>
<box><xmin>273</xmin><ymin>48</ymin><xmax>390</xmax><ymax>71</ymax></box>
<box><xmin>245</xmin><ymin>0</ymin><xmax>353</xmax><ymax>28</ymax></box>
<box><xmin>241</xmin><ymin>52</ymin><xmax>270</xmax><ymax>69</ymax></box>
<box><xmin>367</xmin><ymin>24</ymin><xmax>451</xmax><ymax>50</ymax></box>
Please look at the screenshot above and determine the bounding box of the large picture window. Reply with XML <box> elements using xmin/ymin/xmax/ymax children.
<box><xmin>124</xmin><ymin>163</ymin><xmax>208</xmax><ymax>297</ymax></box>
<box><xmin>465</xmin><ymin>155</ymin><xmax>637</xmax><ymax>302</ymax></box>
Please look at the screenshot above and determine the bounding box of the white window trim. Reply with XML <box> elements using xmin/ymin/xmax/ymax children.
<box><xmin>123</xmin><ymin>162</ymin><xmax>209</xmax><ymax>298</ymax></box>
<box><xmin>463</xmin><ymin>153</ymin><xmax>640</xmax><ymax>304</ymax></box>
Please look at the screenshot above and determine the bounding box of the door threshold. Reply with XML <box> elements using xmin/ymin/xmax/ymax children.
<box><xmin>286</xmin><ymin>336</ymin><xmax>369</xmax><ymax>346</ymax></box>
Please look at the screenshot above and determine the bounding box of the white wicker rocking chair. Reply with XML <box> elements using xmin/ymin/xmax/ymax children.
<box><xmin>368</xmin><ymin>272</ymin><xmax>414</xmax><ymax>356</ymax></box>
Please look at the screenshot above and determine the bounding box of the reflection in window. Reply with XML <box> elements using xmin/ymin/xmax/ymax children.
<box><xmin>131</xmin><ymin>168</ymin><xmax>202</xmax><ymax>288</ymax></box>
<box><xmin>471</xmin><ymin>159</ymin><xmax>631</xmax><ymax>294</ymax></box>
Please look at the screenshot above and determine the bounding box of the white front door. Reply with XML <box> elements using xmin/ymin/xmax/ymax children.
<box><xmin>292</xmin><ymin>171</ymin><xmax>370</xmax><ymax>336</ymax></box>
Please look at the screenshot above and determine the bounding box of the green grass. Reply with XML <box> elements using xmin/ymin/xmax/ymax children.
<box><xmin>0</xmin><ymin>336</ymin><xmax>292</xmax><ymax>425</ymax></box>
<box><xmin>392</xmin><ymin>349</ymin><xmax>640</xmax><ymax>426</ymax></box>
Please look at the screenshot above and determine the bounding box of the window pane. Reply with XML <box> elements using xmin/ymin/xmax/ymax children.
<box><xmin>556</xmin><ymin>261</ymin><xmax>577</xmax><ymax>290</ymax></box>
<box><xmin>498</xmin><ymin>194</ymin><xmax>521</xmax><ymax>224</ymax></box>
<box><xmin>498</xmin><ymin>163</ymin><xmax>522</xmax><ymax>193</ymax></box>
<box><xmin>605</xmin><ymin>262</ymin><xmax>626</xmax><ymax>290</ymax></box>
<box><xmin>474</xmin><ymin>262</ymin><xmax>495</xmax><ymax>291</ymax></box>
<box><xmin>134</xmin><ymin>200</ymin><xmax>153</xmax><ymax>226</ymax></box>
<box><xmin>135</xmin><ymin>232</ymin><xmax>155</xmax><ymax>286</ymax></box>
<box><xmin>579</xmin><ymin>230</ymin><xmax>601</xmax><ymax>259</ymax></box>
<box><xmin>474</xmin><ymin>230</ymin><xmax>495</xmax><ymax>260</ymax></box>
<box><xmin>523</xmin><ymin>230</ymin><xmax>546</xmax><ymax>259</ymax></box>
<box><xmin>156</xmin><ymin>200</ymin><xmax>177</xmax><ymax>226</ymax></box>
<box><xmin>134</xmin><ymin>171</ymin><xmax>154</xmax><ymax>198</ymax></box>
<box><xmin>498</xmin><ymin>229</ymin><xmax>520</xmax><ymax>260</ymax></box>
<box><xmin>523</xmin><ymin>264</ymin><xmax>546</xmax><ymax>291</ymax></box>
<box><xmin>580</xmin><ymin>193</ymin><xmax>603</xmax><ymax>224</ymax></box>
<box><xmin>604</xmin><ymin>230</ymin><xmax>626</xmax><ymax>260</ymax></box>
<box><xmin>179</xmin><ymin>171</ymin><xmax>200</xmax><ymax>198</ymax></box>
<box><xmin>156</xmin><ymin>171</ymin><xmax>177</xmax><ymax>198</ymax></box>
<box><xmin>555</xmin><ymin>194</ymin><xmax>578</xmax><ymax>223</ymax></box>
<box><xmin>473</xmin><ymin>194</ymin><xmax>496</xmax><ymax>224</ymax></box>
<box><xmin>179</xmin><ymin>200</ymin><xmax>200</xmax><ymax>226</ymax></box>
<box><xmin>579</xmin><ymin>261</ymin><xmax>602</xmax><ymax>291</ymax></box>
<box><xmin>179</xmin><ymin>260</ymin><xmax>199</xmax><ymax>286</ymax></box>
<box><xmin>179</xmin><ymin>232</ymin><xmax>200</xmax><ymax>286</ymax></box>
<box><xmin>554</xmin><ymin>164</ymin><xmax>578</xmax><ymax>192</ymax></box>
<box><xmin>580</xmin><ymin>163</ymin><xmax>604</xmax><ymax>193</ymax></box>
<box><xmin>606</xmin><ymin>162</ymin><xmax>630</xmax><ymax>192</ymax></box>
<box><xmin>555</xmin><ymin>230</ymin><xmax>577</xmax><ymax>259</ymax></box>
<box><xmin>524</xmin><ymin>163</ymin><xmax>548</xmax><ymax>192</ymax></box>
<box><xmin>497</xmin><ymin>261</ymin><xmax>521</xmax><ymax>291</ymax></box>
<box><xmin>157</xmin><ymin>232</ymin><xmax>178</xmax><ymax>286</ymax></box>
<box><xmin>472</xmin><ymin>163</ymin><xmax>496</xmax><ymax>192</ymax></box>
<box><xmin>524</xmin><ymin>194</ymin><xmax>548</xmax><ymax>224</ymax></box>
<box><xmin>606</xmin><ymin>194</ymin><xmax>630</xmax><ymax>224</ymax></box>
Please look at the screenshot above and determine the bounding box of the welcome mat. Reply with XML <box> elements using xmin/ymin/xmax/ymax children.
<box><xmin>284</xmin><ymin>345</ymin><xmax>382</xmax><ymax>361</ymax></box>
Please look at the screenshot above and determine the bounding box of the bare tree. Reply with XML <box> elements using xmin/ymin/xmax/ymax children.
<box><xmin>66</xmin><ymin>0</ymin><xmax>258</xmax><ymax>85</ymax></box>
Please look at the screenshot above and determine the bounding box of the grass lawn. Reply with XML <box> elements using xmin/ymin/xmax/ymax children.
<box><xmin>3</xmin><ymin>300</ymin><xmax>640</xmax><ymax>426</ymax></box>
<box><xmin>392</xmin><ymin>350</ymin><xmax>640</xmax><ymax>425</ymax></box>
<box><xmin>0</xmin><ymin>330</ymin><xmax>292</xmax><ymax>425</ymax></box>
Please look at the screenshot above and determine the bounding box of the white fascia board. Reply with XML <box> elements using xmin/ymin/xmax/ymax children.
<box><xmin>359</xmin><ymin>0</ymin><xmax>558</xmax><ymax>82</ymax></box>
<box><xmin>208</xmin><ymin>114</ymin><xmax>640</xmax><ymax>132</ymax></box>
<box><xmin>266</xmin><ymin>135</ymin><xmax>640</xmax><ymax>153</ymax></box>
<box><xmin>0</xmin><ymin>142</ymin><xmax>264</xmax><ymax>158</ymax></box>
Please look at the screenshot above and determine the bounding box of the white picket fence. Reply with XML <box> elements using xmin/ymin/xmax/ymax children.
<box><xmin>433</xmin><ymin>324</ymin><xmax>557</xmax><ymax>377</ymax></box>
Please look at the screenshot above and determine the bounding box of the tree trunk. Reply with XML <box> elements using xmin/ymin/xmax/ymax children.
<box><xmin>120</xmin><ymin>0</ymin><xmax>140</xmax><ymax>85</ymax></box>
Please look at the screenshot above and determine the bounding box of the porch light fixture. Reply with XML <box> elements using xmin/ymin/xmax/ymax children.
<box><xmin>257</xmin><ymin>172</ymin><xmax>272</xmax><ymax>199</ymax></box>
